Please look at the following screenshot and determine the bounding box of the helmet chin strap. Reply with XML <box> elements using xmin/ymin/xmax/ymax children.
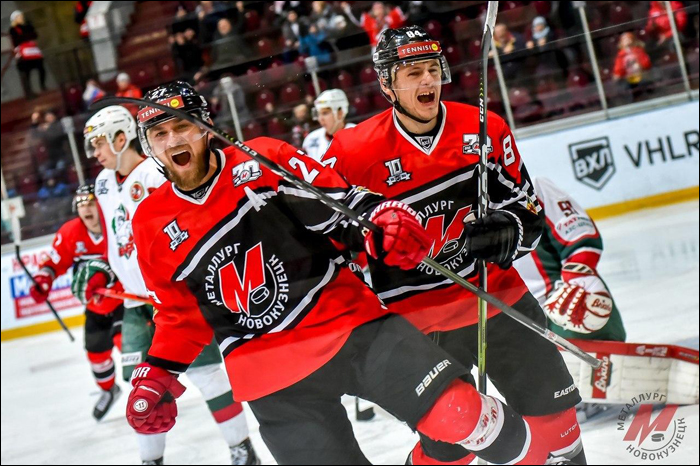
<box><xmin>390</xmin><ymin>89</ymin><xmax>436</xmax><ymax>125</ymax></box>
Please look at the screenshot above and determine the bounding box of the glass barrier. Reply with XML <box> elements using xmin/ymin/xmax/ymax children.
<box><xmin>2</xmin><ymin>1</ymin><xmax>697</xmax><ymax>245</ymax></box>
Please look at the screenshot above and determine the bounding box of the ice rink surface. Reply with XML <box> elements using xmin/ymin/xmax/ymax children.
<box><xmin>2</xmin><ymin>200</ymin><xmax>698</xmax><ymax>465</ymax></box>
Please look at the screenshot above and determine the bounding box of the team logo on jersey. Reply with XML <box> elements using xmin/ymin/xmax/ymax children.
<box><xmin>416</xmin><ymin>136</ymin><xmax>434</xmax><ymax>150</ymax></box>
<box><xmin>568</xmin><ymin>137</ymin><xmax>615</xmax><ymax>190</ymax></box>
<box><xmin>112</xmin><ymin>204</ymin><xmax>135</xmax><ymax>258</ymax></box>
<box><xmin>384</xmin><ymin>158</ymin><xmax>411</xmax><ymax>186</ymax></box>
<box><xmin>205</xmin><ymin>241</ymin><xmax>289</xmax><ymax>331</ymax></box>
<box><xmin>232</xmin><ymin>160</ymin><xmax>262</xmax><ymax>187</ymax></box>
<box><xmin>130</xmin><ymin>182</ymin><xmax>145</xmax><ymax>202</ymax></box>
<box><xmin>75</xmin><ymin>241</ymin><xmax>88</xmax><ymax>255</ymax></box>
<box><xmin>163</xmin><ymin>220</ymin><xmax>189</xmax><ymax>251</ymax></box>
<box><xmin>96</xmin><ymin>179</ymin><xmax>109</xmax><ymax>195</ymax></box>
<box><xmin>462</xmin><ymin>134</ymin><xmax>493</xmax><ymax>156</ymax></box>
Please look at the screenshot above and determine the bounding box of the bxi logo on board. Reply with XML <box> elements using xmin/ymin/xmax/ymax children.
<box><xmin>568</xmin><ymin>137</ymin><xmax>615</xmax><ymax>190</ymax></box>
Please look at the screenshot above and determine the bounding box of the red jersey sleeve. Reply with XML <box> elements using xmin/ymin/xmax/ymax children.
<box><xmin>39</xmin><ymin>221</ymin><xmax>79</xmax><ymax>278</ymax></box>
<box><xmin>134</xmin><ymin>219</ymin><xmax>214</xmax><ymax>373</ymax></box>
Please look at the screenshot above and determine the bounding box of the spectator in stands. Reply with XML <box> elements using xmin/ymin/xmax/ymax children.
<box><xmin>210</xmin><ymin>18</ymin><xmax>250</xmax><ymax>70</ymax></box>
<box><xmin>171</xmin><ymin>29</ymin><xmax>204</xmax><ymax>82</ymax></box>
<box><xmin>525</xmin><ymin>16</ymin><xmax>568</xmax><ymax>79</ymax></box>
<box><xmin>645</xmin><ymin>1</ymin><xmax>688</xmax><ymax>49</ymax></box>
<box><xmin>9</xmin><ymin>10</ymin><xmax>46</xmax><ymax>99</ymax></box>
<box><xmin>613</xmin><ymin>32</ymin><xmax>652</xmax><ymax>102</ymax></box>
<box><xmin>290</xmin><ymin>103</ymin><xmax>311</xmax><ymax>148</ymax></box>
<box><xmin>82</xmin><ymin>79</ymin><xmax>106</xmax><ymax>107</ymax></box>
<box><xmin>37</xmin><ymin>110</ymin><xmax>70</xmax><ymax>174</ymax></box>
<box><xmin>211</xmin><ymin>74</ymin><xmax>252</xmax><ymax>128</ymax></box>
<box><xmin>341</xmin><ymin>1</ymin><xmax>406</xmax><ymax>51</ymax></box>
<box><xmin>309</xmin><ymin>1</ymin><xmax>335</xmax><ymax>33</ymax></box>
<box><xmin>491</xmin><ymin>23</ymin><xmax>526</xmax><ymax>82</ymax></box>
<box><xmin>38</xmin><ymin>171</ymin><xmax>70</xmax><ymax>201</ymax></box>
<box><xmin>282</xmin><ymin>9</ymin><xmax>305</xmax><ymax>50</ymax></box>
<box><xmin>115</xmin><ymin>72</ymin><xmax>143</xmax><ymax>117</ymax></box>
<box><xmin>74</xmin><ymin>1</ymin><xmax>92</xmax><ymax>40</ymax></box>
<box><xmin>300</xmin><ymin>23</ymin><xmax>332</xmax><ymax>65</ymax></box>
<box><xmin>197</xmin><ymin>1</ymin><xmax>227</xmax><ymax>44</ymax></box>
<box><xmin>171</xmin><ymin>4</ymin><xmax>198</xmax><ymax>35</ymax></box>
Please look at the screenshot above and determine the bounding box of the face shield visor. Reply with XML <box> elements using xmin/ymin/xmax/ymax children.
<box><xmin>144</xmin><ymin>118</ymin><xmax>207</xmax><ymax>158</ymax></box>
<box><xmin>385</xmin><ymin>56</ymin><xmax>452</xmax><ymax>92</ymax></box>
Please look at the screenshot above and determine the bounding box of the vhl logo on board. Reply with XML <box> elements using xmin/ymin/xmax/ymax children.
<box><xmin>568</xmin><ymin>137</ymin><xmax>615</xmax><ymax>190</ymax></box>
<box><xmin>618</xmin><ymin>393</ymin><xmax>686</xmax><ymax>461</ymax></box>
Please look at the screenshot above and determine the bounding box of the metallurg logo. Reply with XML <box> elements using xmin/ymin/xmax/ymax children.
<box><xmin>414</xmin><ymin>201</ymin><xmax>473</xmax><ymax>276</ymax></box>
<box><xmin>204</xmin><ymin>242</ymin><xmax>289</xmax><ymax>331</ymax></box>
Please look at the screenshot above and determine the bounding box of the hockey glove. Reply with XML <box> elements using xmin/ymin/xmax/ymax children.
<box><xmin>544</xmin><ymin>263</ymin><xmax>613</xmax><ymax>334</ymax></box>
<box><xmin>126</xmin><ymin>362</ymin><xmax>186</xmax><ymax>434</ymax></box>
<box><xmin>71</xmin><ymin>258</ymin><xmax>117</xmax><ymax>304</ymax></box>
<box><xmin>29</xmin><ymin>270</ymin><xmax>53</xmax><ymax>304</ymax></box>
<box><xmin>464</xmin><ymin>210</ymin><xmax>520</xmax><ymax>268</ymax></box>
<box><xmin>364</xmin><ymin>201</ymin><xmax>431</xmax><ymax>270</ymax></box>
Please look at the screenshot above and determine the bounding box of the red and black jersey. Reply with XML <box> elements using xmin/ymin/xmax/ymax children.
<box><xmin>132</xmin><ymin>137</ymin><xmax>387</xmax><ymax>401</ymax></box>
<box><xmin>39</xmin><ymin>217</ymin><xmax>123</xmax><ymax>314</ymax></box>
<box><xmin>327</xmin><ymin>101</ymin><xmax>544</xmax><ymax>333</ymax></box>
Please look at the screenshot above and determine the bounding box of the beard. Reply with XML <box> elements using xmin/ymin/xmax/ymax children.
<box><xmin>162</xmin><ymin>147</ymin><xmax>212</xmax><ymax>191</ymax></box>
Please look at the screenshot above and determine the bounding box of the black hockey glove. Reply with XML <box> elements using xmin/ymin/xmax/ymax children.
<box><xmin>464</xmin><ymin>210</ymin><xmax>520</xmax><ymax>269</ymax></box>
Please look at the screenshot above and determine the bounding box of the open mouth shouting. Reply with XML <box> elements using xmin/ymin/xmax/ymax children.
<box><xmin>417</xmin><ymin>90</ymin><xmax>436</xmax><ymax>105</ymax></box>
<box><xmin>171</xmin><ymin>149</ymin><xmax>192</xmax><ymax>167</ymax></box>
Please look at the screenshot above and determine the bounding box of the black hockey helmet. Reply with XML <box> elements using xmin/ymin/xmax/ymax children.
<box><xmin>137</xmin><ymin>81</ymin><xmax>210</xmax><ymax>158</ymax></box>
<box><xmin>72</xmin><ymin>184</ymin><xmax>95</xmax><ymax>212</ymax></box>
<box><xmin>372</xmin><ymin>26</ymin><xmax>451</xmax><ymax>123</ymax></box>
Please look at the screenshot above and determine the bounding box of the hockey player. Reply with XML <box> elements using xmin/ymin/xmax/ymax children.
<box><xmin>302</xmin><ymin>89</ymin><xmax>356</xmax><ymax>163</ymax></box>
<box><xmin>29</xmin><ymin>184</ymin><xmax>124</xmax><ymax>420</ymax></box>
<box><xmin>124</xmin><ymin>81</ymin><xmax>559</xmax><ymax>465</ymax></box>
<box><xmin>77</xmin><ymin>105</ymin><xmax>257</xmax><ymax>465</ymax></box>
<box><xmin>324</xmin><ymin>26</ymin><xmax>586</xmax><ymax>464</ymax></box>
<box><xmin>513</xmin><ymin>177</ymin><xmax>626</xmax><ymax>342</ymax></box>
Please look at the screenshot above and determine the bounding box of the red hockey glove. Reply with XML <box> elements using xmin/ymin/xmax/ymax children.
<box><xmin>126</xmin><ymin>363</ymin><xmax>187</xmax><ymax>434</ymax></box>
<box><xmin>29</xmin><ymin>271</ymin><xmax>53</xmax><ymax>304</ymax></box>
<box><xmin>364</xmin><ymin>201</ymin><xmax>431</xmax><ymax>270</ymax></box>
<box><xmin>544</xmin><ymin>263</ymin><xmax>613</xmax><ymax>334</ymax></box>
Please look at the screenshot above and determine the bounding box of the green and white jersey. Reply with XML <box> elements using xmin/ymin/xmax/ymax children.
<box><xmin>95</xmin><ymin>157</ymin><xmax>166</xmax><ymax>307</ymax></box>
<box><xmin>514</xmin><ymin>177</ymin><xmax>603</xmax><ymax>305</ymax></box>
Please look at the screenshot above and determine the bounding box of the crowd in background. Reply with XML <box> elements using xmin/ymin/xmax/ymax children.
<box><xmin>3</xmin><ymin>1</ymin><xmax>699</xmax><ymax>242</ymax></box>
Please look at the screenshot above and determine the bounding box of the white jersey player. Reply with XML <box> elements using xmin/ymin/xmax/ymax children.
<box><xmin>79</xmin><ymin>105</ymin><xmax>258</xmax><ymax>465</ymax></box>
<box><xmin>302</xmin><ymin>89</ymin><xmax>355</xmax><ymax>163</ymax></box>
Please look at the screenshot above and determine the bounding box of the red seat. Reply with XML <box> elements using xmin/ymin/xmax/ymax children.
<box><xmin>333</xmin><ymin>70</ymin><xmax>354</xmax><ymax>91</ymax></box>
<box><xmin>443</xmin><ymin>45</ymin><xmax>462</xmax><ymax>65</ymax></box>
<box><xmin>159</xmin><ymin>62</ymin><xmax>177</xmax><ymax>81</ymax></box>
<box><xmin>256</xmin><ymin>90</ymin><xmax>276</xmax><ymax>109</ymax></box>
<box><xmin>18</xmin><ymin>175</ymin><xmax>39</xmax><ymax>195</ymax></box>
<box><xmin>266</xmin><ymin>117</ymin><xmax>287</xmax><ymax>136</ymax></box>
<box><xmin>64</xmin><ymin>84</ymin><xmax>84</xmax><ymax>115</ymax></box>
<box><xmin>244</xmin><ymin>10</ymin><xmax>261</xmax><ymax>32</ymax></box>
<box><xmin>609</xmin><ymin>3</ymin><xmax>632</xmax><ymax>25</ymax></box>
<box><xmin>359</xmin><ymin>65</ymin><xmax>376</xmax><ymax>85</ymax></box>
<box><xmin>423</xmin><ymin>20</ymin><xmax>442</xmax><ymax>40</ymax></box>
<box><xmin>268</xmin><ymin>60</ymin><xmax>287</xmax><ymax>83</ymax></box>
<box><xmin>243</xmin><ymin>121</ymin><xmax>264</xmax><ymax>140</ymax></box>
<box><xmin>67</xmin><ymin>166</ymin><xmax>81</xmax><ymax>184</ymax></box>
<box><xmin>459</xmin><ymin>68</ymin><xmax>479</xmax><ymax>92</ymax></box>
<box><xmin>257</xmin><ymin>38</ymin><xmax>273</xmax><ymax>57</ymax></box>
<box><xmin>532</xmin><ymin>1</ymin><xmax>552</xmax><ymax>17</ymax></box>
<box><xmin>280</xmin><ymin>83</ymin><xmax>302</xmax><ymax>104</ymax></box>
<box><xmin>567</xmin><ymin>69</ymin><xmax>590</xmax><ymax>89</ymax></box>
<box><xmin>352</xmin><ymin>94</ymin><xmax>371</xmax><ymax>116</ymax></box>
<box><xmin>467</xmin><ymin>39</ymin><xmax>482</xmax><ymax>60</ymax></box>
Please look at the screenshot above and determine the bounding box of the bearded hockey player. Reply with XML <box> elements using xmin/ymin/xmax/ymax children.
<box><xmin>78</xmin><ymin>104</ymin><xmax>257</xmax><ymax>465</ymax></box>
<box><xmin>302</xmin><ymin>89</ymin><xmax>355</xmax><ymax>163</ymax></box>
<box><xmin>29</xmin><ymin>184</ymin><xmax>124</xmax><ymax>420</ymax></box>
<box><xmin>325</xmin><ymin>26</ymin><xmax>586</xmax><ymax>464</ymax></box>
<box><xmin>124</xmin><ymin>80</ymin><xmax>560</xmax><ymax>465</ymax></box>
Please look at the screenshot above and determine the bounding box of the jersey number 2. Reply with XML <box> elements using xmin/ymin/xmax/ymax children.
<box><xmin>289</xmin><ymin>157</ymin><xmax>320</xmax><ymax>183</ymax></box>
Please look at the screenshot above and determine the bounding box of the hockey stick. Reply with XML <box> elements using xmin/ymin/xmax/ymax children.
<box><xmin>476</xmin><ymin>0</ymin><xmax>499</xmax><ymax>397</ymax></box>
<box><xmin>8</xmin><ymin>210</ymin><xmax>75</xmax><ymax>342</ymax></box>
<box><xmin>355</xmin><ymin>397</ymin><xmax>375</xmax><ymax>421</ymax></box>
<box><xmin>91</xmin><ymin>97</ymin><xmax>601</xmax><ymax>369</ymax></box>
<box><xmin>94</xmin><ymin>287</ymin><xmax>153</xmax><ymax>305</ymax></box>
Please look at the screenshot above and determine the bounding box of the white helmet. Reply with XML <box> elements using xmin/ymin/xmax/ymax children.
<box><xmin>83</xmin><ymin>105</ymin><xmax>138</xmax><ymax>171</ymax></box>
<box><xmin>313</xmin><ymin>89</ymin><xmax>349</xmax><ymax>120</ymax></box>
